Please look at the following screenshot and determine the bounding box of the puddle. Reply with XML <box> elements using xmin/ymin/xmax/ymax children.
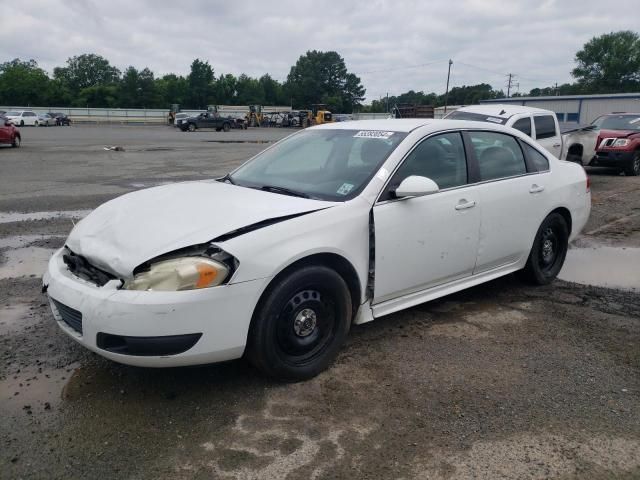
<box><xmin>0</xmin><ymin>234</ymin><xmax>65</xmax><ymax>250</ymax></box>
<box><xmin>0</xmin><ymin>363</ymin><xmax>79</xmax><ymax>414</ymax></box>
<box><xmin>0</xmin><ymin>247</ymin><xmax>54</xmax><ymax>279</ymax></box>
<box><xmin>0</xmin><ymin>303</ymin><xmax>38</xmax><ymax>335</ymax></box>
<box><xmin>0</xmin><ymin>209</ymin><xmax>91</xmax><ymax>224</ymax></box>
<box><xmin>201</xmin><ymin>140</ymin><xmax>274</xmax><ymax>144</ymax></box>
<box><xmin>559</xmin><ymin>246</ymin><xmax>640</xmax><ymax>291</ymax></box>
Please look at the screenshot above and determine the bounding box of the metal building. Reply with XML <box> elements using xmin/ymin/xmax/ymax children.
<box><xmin>480</xmin><ymin>92</ymin><xmax>640</xmax><ymax>124</ymax></box>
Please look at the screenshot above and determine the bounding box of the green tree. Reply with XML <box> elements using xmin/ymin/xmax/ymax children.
<box><xmin>235</xmin><ymin>74</ymin><xmax>264</xmax><ymax>104</ymax></box>
<box><xmin>54</xmin><ymin>54</ymin><xmax>120</xmax><ymax>96</ymax></box>
<box><xmin>259</xmin><ymin>74</ymin><xmax>284</xmax><ymax>105</ymax></box>
<box><xmin>212</xmin><ymin>73</ymin><xmax>237</xmax><ymax>104</ymax></box>
<box><xmin>0</xmin><ymin>59</ymin><xmax>51</xmax><ymax>106</ymax></box>
<box><xmin>572</xmin><ymin>31</ymin><xmax>640</xmax><ymax>93</ymax></box>
<box><xmin>285</xmin><ymin>50</ymin><xmax>365</xmax><ymax>113</ymax></box>
<box><xmin>186</xmin><ymin>59</ymin><xmax>214</xmax><ymax>108</ymax></box>
<box><xmin>155</xmin><ymin>74</ymin><xmax>188</xmax><ymax>107</ymax></box>
<box><xmin>76</xmin><ymin>85</ymin><xmax>119</xmax><ymax>107</ymax></box>
<box><xmin>119</xmin><ymin>67</ymin><xmax>159</xmax><ymax>107</ymax></box>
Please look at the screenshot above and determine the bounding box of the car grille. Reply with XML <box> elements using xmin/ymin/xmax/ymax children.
<box><xmin>63</xmin><ymin>247</ymin><xmax>117</xmax><ymax>287</ymax></box>
<box><xmin>51</xmin><ymin>298</ymin><xmax>83</xmax><ymax>334</ymax></box>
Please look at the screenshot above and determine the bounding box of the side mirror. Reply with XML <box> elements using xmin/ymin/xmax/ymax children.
<box><xmin>394</xmin><ymin>175</ymin><xmax>440</xmax><ymax>198</ymax></box>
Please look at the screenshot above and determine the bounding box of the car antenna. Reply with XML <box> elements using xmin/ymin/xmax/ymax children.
<box><xmin>499</xmin><ymin>109</ymin><xmax>506</xmax><ymax>115</ymax></box>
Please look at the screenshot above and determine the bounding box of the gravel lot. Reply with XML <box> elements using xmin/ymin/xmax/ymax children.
<box><xmin>1</xmin><ymin>125</ymin><xmax>639</xmax><ymax>479</ymax></box>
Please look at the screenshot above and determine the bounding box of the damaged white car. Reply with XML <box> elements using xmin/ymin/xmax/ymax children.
<box><xmin>43</xmin><ymin>119</ymin><xmax>591</xmax><ymax>379</ymax></box>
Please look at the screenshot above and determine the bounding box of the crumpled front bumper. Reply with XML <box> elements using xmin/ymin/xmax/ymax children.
<box><xmin>43</xmin><ymin>248</ymin><xmax>268</xmax><ymax>367</ymax></box>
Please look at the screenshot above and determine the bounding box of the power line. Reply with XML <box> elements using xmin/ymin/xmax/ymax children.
<box><xmin>355</xmin><ymin>59</ymin><xmax>447</xmax><ymax>76</ymax></box>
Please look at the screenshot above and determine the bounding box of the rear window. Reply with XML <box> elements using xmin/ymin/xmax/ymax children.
<box><xmin>534</xmin><ymin>115</ymin><xmax>557</xmax><ymax>139</ymax></box>
<box><xmin>522</xmin><ymin>143</ymin><xmax>550</xmax><ymax>172</ymax></box>
<box><xmin>511</xmin><ymin>117</ymin><xmax>532</xmax><ymax>136</ymax></box>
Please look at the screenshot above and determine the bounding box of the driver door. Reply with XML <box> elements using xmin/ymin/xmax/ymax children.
<box><xmin>372</xmin><ymin>132</ymin><xmax>481</xmax><ymax>305</ymax></box>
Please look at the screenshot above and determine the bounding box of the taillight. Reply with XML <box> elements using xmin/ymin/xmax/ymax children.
<box><xmin>586</xmin><ymin>176</ymin><xmax>591</xmax><ymax>193</ymax></box>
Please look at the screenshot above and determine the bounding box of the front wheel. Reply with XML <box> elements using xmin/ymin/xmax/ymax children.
<box><xmin>20</xmin><ymin>120</ymin><xmax>24</xmax><ymax>126</ymax></box>
<box><xmin>246</xmin><ymin>265</ymin><xmax>352</xmax><ymax>380</ymax></box>
<box><xmin>520</xmin><ymin>213</ymin><xmax>569</xmax><ymax>285</ymax></box>
<box><xmin>624</xmin><ymin>152</ymin><xmax>640</xmax><ymax>176</ymax></box>
<box><xmin>187</xmin><ymin>123</ymin><xmax>196</xmax><ymax>132</ymax></box>
<box><xmin>223</xmin><ymin>122</ymin><xmax>230</xmax><ymax>132</ymax></box>
<box><xmin>11</xmin><ymin>136</ymin><xmax>20</xmax><ymax>148</ymax></box>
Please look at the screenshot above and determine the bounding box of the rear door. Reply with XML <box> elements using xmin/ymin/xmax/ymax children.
<box><xmin>0</xmin><ymin>117</ymin><xmax>9</xmax><ymax>143</ymax></box>
<box><xmin>533</xmin><ymin>114</ymin><xmax>562</xmax><ymax>157</ymax></box>
<box><xmin>465</xmin><ymin>130</ymin><xmax>548</xmax><ymax>273</ymax></box>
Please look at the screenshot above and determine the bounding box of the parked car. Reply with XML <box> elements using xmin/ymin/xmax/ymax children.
<box><xmin>173</xmin><ymin>113</ymin><xmax>191</xmax><ymax>127</ymax></box>
<box><xmin>446</xmin><ymin>105</ymin><xmax>563</xmax><ymax>158</ymax></box>
<box><xmin>50</xmin><ymin>112</ymin><xmax>72</xmax><ymax>126</ymax></box>
<box><xmin>178</xmin><ymin>111</ymin><xmax>234</xmax><ymax>132</ymax></box>
<box><xmin>43</xmin><ymin>119</ymin><xmax>591</xmax><ymax>379</ymax></box>
<box><xmin>0</xmin><ymin>115</ymin><xmax>21</xmax><ymax>147</ymax></box>
<box><xmin>5</xmin><ymin>110</ymin><xmax>40</xmax><ymax>126</ymax></box>
<box><xmin>588</xmin><ymin>113</ymin><xmax>640</xmax><ymax>176</ymax></box>
<box><xmin>38</xmin><ymin>113</ymin><xmax>55</xmax><ymax>126</ymax></box>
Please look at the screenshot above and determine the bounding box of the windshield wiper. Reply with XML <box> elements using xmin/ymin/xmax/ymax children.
<box><xmin>218</xmin><ymin>173</ymin><xmax>235</xmax><ymax>185</ymax></box>
<box><xmin>260</xmin><ymin>185</ymin><xmax>311</xmax><ymax>199</ymax></box>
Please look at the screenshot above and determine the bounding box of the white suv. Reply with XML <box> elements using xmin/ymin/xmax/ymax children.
<box><xmin>446</xmin><ymin>105</ymin><xmax>563</xmax><ymax>158</ymax></box>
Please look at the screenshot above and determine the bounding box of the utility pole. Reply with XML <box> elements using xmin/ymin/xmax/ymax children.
<box><xmin>554</xmin><ymin>82</ymin><xmax>559</xmax><ymax>96</ymax></box>
<box><xmin>386</xmin><ymin>92</ymin><xmax>389</xmax><ymax>113</ymax></box>
<box><xmin>506</xmin><ymin>73</ymin><xmax>513</xmax><ymax>98</ymax></box>
<box><xmin>443</xmin><ymin>59</ymin><xmax>453</xmax><ymax>114</ymax></box>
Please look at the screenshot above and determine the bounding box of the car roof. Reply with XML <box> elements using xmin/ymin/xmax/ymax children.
<box><xmin>309</xmin><ymin>118</ymin><xmax>520</xmax><ymax>134</ymax></box>
<box><xmin>453</xmin><ymin>104</ymin><xmax>554</xmax><ymax>117</ymax></box>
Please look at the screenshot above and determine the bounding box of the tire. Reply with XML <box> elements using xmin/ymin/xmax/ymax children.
<box><xmin>11</xmin><ymin>136</ymin><xmax>20</xmax><ymax>148</ymax></box>
<box><xmin>20</xmin><ymin>120</ymin><xmax>24</xmax><ymax>126</ymax></box>
<box><xmin>223</xmin><ymin>122</ymin><xmax>230</xmax><ymax>132</ymax></box>
<box><xmin>623</xmin><ymin>152</ymin><xmax>640</xmax><ymax>176</ymax></box>
<box><xmin>246</xmin><ymin>265</ymin><xmax>352</xmax><ymax>380</ymax></box>
<box><xmin>187</xmin><ymin>123</ymin><xmax>196</xmax><ymax>132</ymax></box>
<box><xmin>35</xmin><ymin>121</ymin><xmax>39</xmax><ymax>127</ymax></box>
<box><xmin>215</xmin><ymin>128</ymin><xmax>221</xmax><ymax>132</ymax></box>
<box><xmin>520</xmin><ymin>213</ymin><xmax>569</xmax><ymax>285</ymax></box>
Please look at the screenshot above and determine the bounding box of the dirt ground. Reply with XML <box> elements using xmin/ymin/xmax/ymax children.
<box><xmin>1</xmin><ymin>125</ymin><xmax>639</xmax><ymax>479</ymax></box>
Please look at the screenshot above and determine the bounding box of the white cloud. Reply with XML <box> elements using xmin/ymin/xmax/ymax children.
<box><xmin>0</xmin><ymin>0</ymin><xmax>637</xmax><ymax>102</ymax></box>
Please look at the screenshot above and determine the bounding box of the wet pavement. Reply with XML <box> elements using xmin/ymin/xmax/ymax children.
<box><xmin>1</xmin><ymin>126</ymin><xmax>639</xmax><ymax>479</ymax></box>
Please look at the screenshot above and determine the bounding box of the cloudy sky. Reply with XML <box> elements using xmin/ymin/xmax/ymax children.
<box><xmin>1</xmin><ymin>0</ymin><xmax>637</xmax><ymax>102</ymax></box>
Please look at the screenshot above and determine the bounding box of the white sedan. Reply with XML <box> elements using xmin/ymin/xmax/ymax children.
<box><xmin>5</xmin><ymin>110</ymin><xmax>40</xmax><ymax>126</ymax></box>
<box><xmin>43</xmin><ymin>119</ymin><xmax>591</xmax><ymax>379</ymax></box>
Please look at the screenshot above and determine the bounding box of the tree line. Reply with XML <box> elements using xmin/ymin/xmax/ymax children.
<box><xmin>1</xmin><ymin>31</ymin><xmax>637</xmax><ymax>113</ymax></box>
<box><xmin>0</xmin><ymin>50</ymin><xmax>366</xmax><ymax>113</ymax></box>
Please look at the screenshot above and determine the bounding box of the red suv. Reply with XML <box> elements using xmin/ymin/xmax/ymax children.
<box><xmin>592</xmin><ymin>113</ymin><xmax>640</xmax><ymax>176</ymax></box>
<box><xmin>0</xmin><ymin>115</ymin><xmax>21</xmax><ymax>148</ymax></box>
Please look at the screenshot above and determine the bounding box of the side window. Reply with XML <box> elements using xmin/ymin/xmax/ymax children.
<box><xmin>468</xmin><ymin>131</ymin><xmax>527</xmax><ymax>181</ymax></box>
<box><xmin>387</xmin><ymin>132</ymin><xmax>467</xmax><ymax>194</ymax></box>
<box><xmin>522</xmin><ymin>143</ymin><xmax>550</xmax><ymax>172</ymax></box>
<box><xmin>534</xmin><ymin>115</ymin><xmax>557</xmax><ymax>140</ymax></box>
<box><xmin>511</xmin><ymin>117</ymin><xmax>532</xmax><ymax>137</ymax></box>
<box><xmin>26</xmin><ymin>112</ymin><xmax>35</xmax><ymax>117</ymax></box>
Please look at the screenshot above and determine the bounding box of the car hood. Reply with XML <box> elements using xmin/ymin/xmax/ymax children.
<box><xmin>66</xmin><ymin>180</ymin><xmax>334</xmax><ymax>278</ymax></box>
<box><xmin>598</xmin><ymin>129</ymin><xmax>638</xmax><ymax>139</ymax></box>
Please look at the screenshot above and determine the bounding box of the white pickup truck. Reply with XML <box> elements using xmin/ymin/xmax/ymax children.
<box><xmin>445</xmin><ymin>105</ymin><xmax>568</xmax><ymax>159</ymax></box>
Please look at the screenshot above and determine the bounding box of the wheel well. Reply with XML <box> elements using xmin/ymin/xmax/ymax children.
<box><xmin>550</xmin><ymin>207</ymin><xmax>572</xmax><ymax>235</ymax></box>
<box><xmin>567</xmin><ymin>143</ymin><xmax>583</xmax><ymax>155</ymax></box>
<box><xmin>257</xmin><ymin>253</ymin><xmax>362</xmax><ymax>320</ymax></box>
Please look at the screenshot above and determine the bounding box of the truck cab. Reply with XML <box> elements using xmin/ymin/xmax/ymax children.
<box><xmin>446</xmin><ymin>105</ymin><xmax>563</xmax><ymax>158</ymax></box>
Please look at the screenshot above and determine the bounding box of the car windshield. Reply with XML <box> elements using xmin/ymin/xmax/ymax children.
<box><xmin>6</xmin><ymin>111</ymin><xmax>20</xmax><ymax>116</ymax></box>
<box><xmin>229</xmin><ymin>128</ymin><xmax>408</xmax><ymax>201</ymax></box>
<box><xmin>445</xmin><ymin>110</ymin><xmax>509</xmax><ymax>125</ymax></box>
<box><xmin>591</xmin><ymin>114</ymin><xmax>640</xmax><ymax>131</ymax></box>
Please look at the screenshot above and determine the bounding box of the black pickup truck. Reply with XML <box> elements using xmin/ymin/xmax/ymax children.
<box><xmin>177</xmin><ymin>112</ymin><xmax>234</xmax><ymax>132</ymax></box>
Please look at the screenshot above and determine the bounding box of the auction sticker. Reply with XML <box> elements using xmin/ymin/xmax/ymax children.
<box><xmin>354</xmin><ymin>131</ymin><xmax>395</xmax><ymax>139</ymax></box>
<box><xmin>337</xmin><ymin>183</ymin><xmax>354</xmax><ymax>195</ymax></box>
<box><xmin>485</xmin><ymin>117</ymin><xmax>504</xmax><ymax>124</ymax></box>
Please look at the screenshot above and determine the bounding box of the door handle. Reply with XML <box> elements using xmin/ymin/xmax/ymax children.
<box><xmin>529</xmin><ymin>184</ymin><xmax>545</xmax><ymax>193</ymax></box>
<box><xmin>553</xmin><ymin>143</ymin><xmax>561</xmax><ymax>148</ymax></box>
<box><xmin>455</xmin><ymin>199</ymin><xmax>476</xmax><ymax>210</ymax></box>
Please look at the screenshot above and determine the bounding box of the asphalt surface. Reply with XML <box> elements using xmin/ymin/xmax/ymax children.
<box><xmin>1</xmin><ymin>125</ymin><xmax>639</xmax><ymax>479</ymax></box>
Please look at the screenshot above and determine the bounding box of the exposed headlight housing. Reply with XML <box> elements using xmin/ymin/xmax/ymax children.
<box><xmin>613</xmin><ymin>138</ymin><xmax>630</xmax><ymax>147</ymax></box>
<box><xmin>123</xmin><ymin>257</ymin><xmax>229</xmax><ymax>291</ymax></box>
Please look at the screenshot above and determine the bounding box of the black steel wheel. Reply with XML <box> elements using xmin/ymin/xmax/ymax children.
<box><xmin>624</xmin><ymin>152</ymin><xmax>640</xmax><ymax>176</ymax></box>
<box><xmin>247</xmin><ymin>265</ymin><xmax>351</xmax><ymax>380</ymax></box>
<box><xmin>520</xmin><ymin>213</ymin><xmax>569</xmax><ymax>285</ymax></box>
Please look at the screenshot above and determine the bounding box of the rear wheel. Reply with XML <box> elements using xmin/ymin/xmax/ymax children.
<box><xmin>20</xmin><ymin>120</ymin><xmax>24</xmax><ymax>126</ymax></box>
<box><xmin>246</xmin><ymin>265</ymin><xmax>352</xmax><ymax>380</ymax></box>
<box><xmin>520</xmin><ymin>213</ymin><xmax>569</xmax><ymax>285</ymax></box>
<box><xmin>223</xmin><ymin>122</ymin><xmax>230</xmax><ymax>132</ymax></box>
<box><xmin>624</xmin><ymin>152</ymin><xmax>640</xmax><ymax>176</ymax></box>
<box><xmin>11</xmin><ymin>136</ymin><xmax>20</xmax><ymax>148</ymax></box>
<box><xmin>187</xmin><ymin>123</ymin><xmax>196</xmax><ymax>132</ymax></box>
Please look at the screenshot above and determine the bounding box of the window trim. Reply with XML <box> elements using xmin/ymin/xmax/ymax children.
<box><xmin>532</xmin><ymin>114</ymin><xmax>558</xmax><ymax>140</ymax></box>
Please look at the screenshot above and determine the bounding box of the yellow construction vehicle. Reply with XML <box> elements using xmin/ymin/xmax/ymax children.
<box><xmin>246</xmin><ymin>105</ymin><xmax>264</xmax><ymax>127</ymax></box>
<box><xmin>310</xmin><ymin>104</ymin><xmax>333</xmax><ymax>125</ymax></box>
